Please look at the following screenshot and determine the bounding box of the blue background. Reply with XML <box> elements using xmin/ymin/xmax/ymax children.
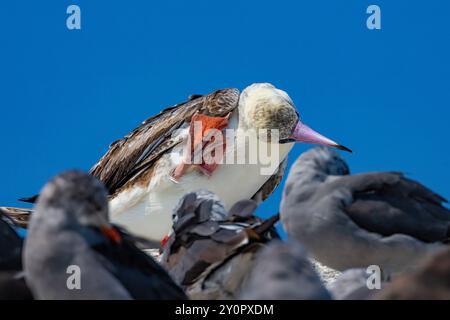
<box><xmin>1</xmin><ymin>1</ymin><xmax>449</xmax><ymax>236</ymax></box>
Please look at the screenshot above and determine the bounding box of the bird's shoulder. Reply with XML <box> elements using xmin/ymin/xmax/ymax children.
<box><xmin>338</xmin><ymin>171</ymin><xmax>447</xmax><ymax>206</ymax></box>
<box><xmin>340</xmin><ymin>172</ymin><xmax>450</xmax><ymax>242</ymax></box>
<box><xmin>90</xmin><ymin>88</ymin><xmax>240</xmax><ymax>195</ymax></box>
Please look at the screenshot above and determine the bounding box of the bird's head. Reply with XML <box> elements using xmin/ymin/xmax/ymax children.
<box><xmin>296</xmin><ymin>146</ymin><xmax>350</xmax><ymax>176</ymax></box>
<box><xmin>239</xmin><ymin>83</ymin><xmax>351</xmax><ymax>152</ymax></box>
<box><xmin>36</xmin><ymin>171</ymin><xmax>120</xmax><ymax>242</ymax></box>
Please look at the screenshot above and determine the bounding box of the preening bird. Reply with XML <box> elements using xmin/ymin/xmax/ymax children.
<box><xmin>11</xmin><ymin>83</ymin><xmax>350</xmax><ymax>241</ymax></box>
<box><xmin>160</xmin><ymin>190</ymin><xmax>279</xmax><ymax>299</ymax></box>
<box><xmin>280</xmin><ymin>147</ymin><xmax>450</xmax><ymax>274</ymax></box>
<box><xmin>23</xmin><ymin>170</ymin><xmax>186</xmax><ymax>300</ymax></box>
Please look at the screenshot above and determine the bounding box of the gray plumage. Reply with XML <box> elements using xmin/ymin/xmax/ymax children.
<box><xmin>280</xmin><ymin>147</ymin><xmax>450</xmax><ymax>274</ymax></box>
<box><xmin>328</xmin><ymin>268</ymin><xmax>389</xmax><ymax>300</ymax></box>
<box><xmin>239</xmin><ymin>240</ymin><xmax>331</xmax><ymax>300</ymax></box>
<box><xmin>24</xmin><ymin>170</ymin><xmax>186</xmax><ymax>300</ymax></box>
<box><xmin>161</xmin><ymin>190</ymin><xmax>279</xmax><ymax>299</ymax></box>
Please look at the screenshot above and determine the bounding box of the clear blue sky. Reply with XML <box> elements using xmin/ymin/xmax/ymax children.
<box><xmin>1</xmin><ymin>1</ymin><xmax>449</xmax><ymax>236</ymax></box>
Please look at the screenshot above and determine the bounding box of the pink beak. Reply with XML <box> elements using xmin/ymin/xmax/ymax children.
<box><xmin>289</xmin><ymin>121</ymin><xmax>352</xmax><ymax>152</ymax></box>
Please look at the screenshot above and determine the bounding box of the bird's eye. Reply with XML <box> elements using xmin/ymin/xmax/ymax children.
<box><xmin>92</xmin><ymin>203</ymin><xmax>103</xmax><ymax>212</ymax></box>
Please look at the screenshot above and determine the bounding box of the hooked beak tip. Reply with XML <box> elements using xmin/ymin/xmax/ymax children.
<box><xmin>335</xmin><ymin>144</ymin><xmax>352</xmax><ymax>153</ymax></box>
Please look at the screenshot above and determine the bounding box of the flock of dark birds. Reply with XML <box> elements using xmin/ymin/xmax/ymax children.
<box><xmin>1</xmin><ymin>147</ymin><xmax>450</xmax><ymax>300</ymax></box>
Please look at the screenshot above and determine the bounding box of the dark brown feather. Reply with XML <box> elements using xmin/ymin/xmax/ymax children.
<box><xmin>342</xmin><ymin>172</ymin><xmax>450</xmax><ymax>243</ymax></box>
<box><xmin>89</xmin><ymin>88</ymin><xmax>240</xmax><ymax>195</ymax></box>
<box><xmin>251</xmin><ymin>157</ymin><xmax>288</xmax><ymax>203</ymax></box>
<box><xmin>0</xmin><ymin>207</ymin><xmax>31</xmax><ymax>228</ymax></box>
<box><xmin>161</xmin><ymin>195</ymin><xmax>279</xmax><ymax>299</ymax></box>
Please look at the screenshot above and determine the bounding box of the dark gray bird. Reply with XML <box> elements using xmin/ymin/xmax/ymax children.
<box><xmin>0</xmin><ymin>209</ymin><xmax>33</xmax><ymax>299</ymax></box>
<box><xmin>374</xmin><ymin>247</ymin><xmax>450</xmax><ymax>300</ymax></box>
<box><xmin>160</xmin><ymin>190</ymin><xmax>279</xmax><ymax>299</ymax></box>
<box><xmin>239</xmin><ymin>240</ymin><xmax>331</xmax><ymax>300</ymax></box>
<box><xmin>24</xmin><ymin>170</ymin><xmax>187</xmax><ymax>300</ymax></box>
<box><xmin>280</xmin><ymin>147</ymin><xmax>450</xmax><ymax>274</ymax></box>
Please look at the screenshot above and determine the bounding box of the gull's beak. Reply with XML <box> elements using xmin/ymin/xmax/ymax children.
<box><xmin>282</xmin><ymin>120</ymin><xmax>352</xmax><ymax>152</ymax></box>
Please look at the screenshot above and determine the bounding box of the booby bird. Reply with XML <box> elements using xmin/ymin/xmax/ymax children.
<box><xmin>24</xmin><ymin>171</ymin><xmax>187</xmax><ymax>300</ymax></box>
<box><xmin>14</xmin><ymin>83</ymin><xmax>350</xmax><ymax>241</ymax></box>
<box><xmin>239</xmin><ymin>240</ymin><xmax>331</xmax><ymax>300</ymax></box>
<box><xmin>160</xmin><ymin>190</ymin><xmax>279</xmax><ymax>299</ymax></box>
<box><xmin>280</xmin><ymin>147</ymin><xmax>450</xmax><ymax>274</ymax></box>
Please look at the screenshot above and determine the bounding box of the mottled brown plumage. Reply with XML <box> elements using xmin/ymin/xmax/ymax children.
<box><xmin>90</xmin><ymin>88</ymin><xmax>240</xmax><ymax>196</ymax></box>
<box><xmin>0</xmin><ymin>207</ymin><xmax>31</xmax><ymax>228</ymax></box>
<box><xmin>10</xmin><ymin>82</ymin><xmax>351</xmax><ymax>245</ymax></box>
<box><xmin>4</xmin><ymin>87</ymin><xmax>287</xmax><ymax>230</ymax></box>
<box><xmin>161</xmin><ymin>191</ymin><xmax>279</xmax><ymax>299</ymax></box>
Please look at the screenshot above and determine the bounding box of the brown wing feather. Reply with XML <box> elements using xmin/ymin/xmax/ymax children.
<box><xmin>13</xmin><ymin>88</ymin><xmax>240</xmax><ymax>225</ymax></box>
<box><xmin>90</xmin><ymin>88</ymin><xmax>240</xmax><ymax>194</ymax></box>
<box><xmin>251</xmin><ymin>157</ymin><xmax>288</xmax><ymax>204</ymax></box>
<box><xmin>0</xmin><ymin>207</ymin><xmax>31</xmax><ymax>228</ymax></box>
<box><xmin>161</xmin><ymin>193</ymin><xmax>279</xmax><ymax>294</ymax></box>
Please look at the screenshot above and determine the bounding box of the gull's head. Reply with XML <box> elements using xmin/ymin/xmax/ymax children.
<box><xmin>35</xmin><ymin>171</ymin><xmax>112</xmax><ymax>231</ymax></box>
<box><xmin>239</xmin><ymin>83</ymin><xmax>351</xmax><ymax>152</ymax></box>
<box><xmin>296</xmin><ymin>146</ymin><xmax>350</xmax><ymax>176</ymax></box>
